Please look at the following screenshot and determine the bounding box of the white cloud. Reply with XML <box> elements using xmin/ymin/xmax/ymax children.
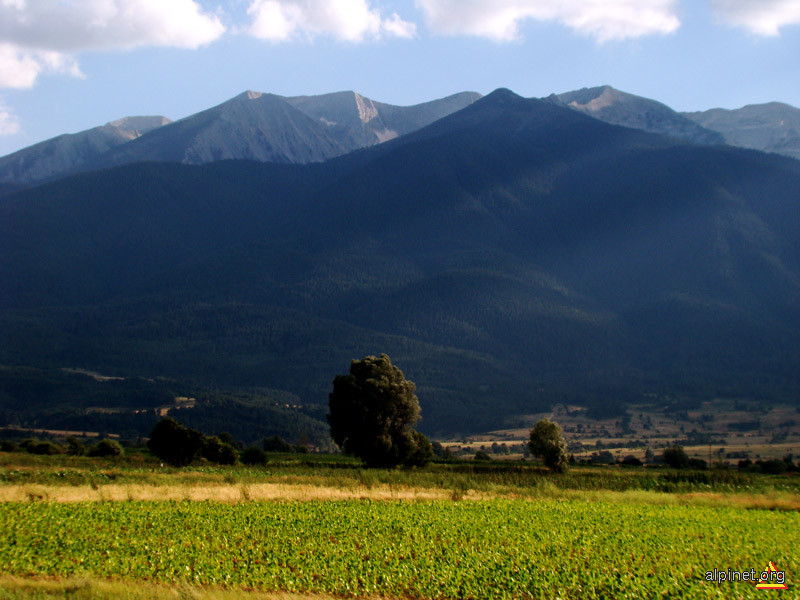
<box><xmin>0</xmin><ymin>43</ymin><xmax>42</xmax><ymax>89</ymax></box>
<box><xmin>0</xmin><ymin>43</ymin><xmax>85</xmax><ymax>89</ymax></box>
<box><xmin>712</xmin><ymin>0</ymin><xmax>800</xmax><ymax>36</ymax></box>
<box><xmin>0</xmin><ymin>99</ymin><xmax>20</xmax><ymax>136</ymax></box>
<box><xmin>414</xmin><ymin>0</ymin><xmax>680</xmax><ymax>42</ymax></box>
<box><xmin>247</xmin><ymin>0</ymin><xmax>416</xmax><ymax>42</ymax></box>
<box><xmin>0</xmin><ymin>0</ymin><xmax>225</xmax><ymax>88</ymax></box>
<box><xmin>0</xmin><ymin>0</ymin><xmax>225</xmax><ymax>52</ymax></box>
<box><xmin>383</xmin><ymin>12</ymin><xmax>418</xmax><ymax>39</ymax></box>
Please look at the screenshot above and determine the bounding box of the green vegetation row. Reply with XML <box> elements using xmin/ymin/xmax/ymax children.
<box><xmin>2</xmin><ymin>499</ymin><xmax>798</xmax><ymax>599</ymax></box>
<box><xmin>2</xmin><ymin>452</ymin><xmax>799</xmax><ymax>496</ymax></box>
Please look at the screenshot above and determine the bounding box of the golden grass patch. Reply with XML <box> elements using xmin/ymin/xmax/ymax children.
<box><xmin>2</xmin><ymin>481</ymin><xmax>798</xmax><ymax>511</ymax></box>
<box><xmin>0</xmin><ymin>482</ymin><xmax>493</xmax><ymax>503</ymax></box>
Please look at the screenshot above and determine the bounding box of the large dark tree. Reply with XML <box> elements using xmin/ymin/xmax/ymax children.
<box><xmin>147</xmin><ymin>417</ymin><xmax>204</xmax><ymax>466</ymax></box>
<box><xmin>328</xmin><ymin>354</ymin><xmax>429</xmax><ymax>468</ymax></box>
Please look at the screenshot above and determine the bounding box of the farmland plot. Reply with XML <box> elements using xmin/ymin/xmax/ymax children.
<box><xmin>1</xmin><ymin>499</ymin><xmax>796</xmax><ymax>599</ymax></box>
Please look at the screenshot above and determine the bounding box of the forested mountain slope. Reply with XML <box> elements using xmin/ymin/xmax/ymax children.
<box><xmin>2</xmin><ymin>89</ymin><xmax>798</xmax><ymax>435</ymax></box>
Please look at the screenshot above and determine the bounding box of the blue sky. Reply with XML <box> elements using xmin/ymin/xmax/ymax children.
<box><xmin>1</xmin><ymin>0</ymin><xmax>799</xmax><ymax>156</ymax></box>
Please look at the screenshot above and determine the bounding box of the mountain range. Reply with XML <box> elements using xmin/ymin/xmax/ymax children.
<box><xmin>3</xmin><ymin>86</ymin><xmax>800</xmax><ymax>190</ymax></box>
<box><xmin>0</xmin><ymin>91</ymin><xmax>480</xmax><ymax>186</ymax></box>
<box><xmin>684</xmin><ymin>102</ymin><xmax>800</xmax><ymax>161</ymax></box>
<box><xmin>1</xmin><ymin>88</ymin><xmax>798</xmax><ymax>439</ymax></box>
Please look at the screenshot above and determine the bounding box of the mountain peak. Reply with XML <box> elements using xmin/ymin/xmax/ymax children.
<box><xmin>556</xmin><ymin>85</ymin><xmax>725</xmax><ymax>146</ymax></box>
<box><xmin>230</xmin><ymin>90</ymin><xmax>267</xmax><ymax>102</ymax></box>
<box><xmin>483</xmin><ymin>88</ymin><xmax>525</xmax><ymax>103</ymax></box>
<box><xmin>558</xmin><ymin>85</ymin><xmax>618</xmax><ymax>108</ymax></box>
<box><xmin>471</xmin><ymin>88</ymin><xmax>531</xmax><ymax>113</ymax></box>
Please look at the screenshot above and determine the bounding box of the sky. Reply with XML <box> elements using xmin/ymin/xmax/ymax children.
<box><xmin>1</xmin><ymin>0</ymin><xmax>799</xmax><ymax>156</ymax></box>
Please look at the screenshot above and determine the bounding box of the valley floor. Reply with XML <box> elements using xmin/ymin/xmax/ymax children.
<box><xmin>1</xmin><ymin>453</ymin><xmax>798</xmax><ymax>599</ymax></box>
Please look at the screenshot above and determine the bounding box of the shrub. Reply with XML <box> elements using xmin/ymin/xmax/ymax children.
<box><xmin>0</xmin><ymin>440</ymin><xmax>19</xmax><ymax>452</ymax></box>
<box><xmin>687</xmin><ymin>458</ymin><xmax>707</xmax><ymax>470</ymax></box>
<box><xmin>20</xmin><ymin>438</ymin><xmax>40</xmax><ymax>451</ymax></box>
<box><xmin>621</xmin><ymin>455</ymin><xmax>643</xmax><ymax>467</ymax></box>
<box><xmin>474</xmin><ymin>450</ymin><xmax>491</xmax><ymax>462</ymax></box>
<box><xmin>757</xmin><ymin>459</ymin><xmax>789</xmax><ymax>474</ymax></box>
<box><xmin>202</xmin><ymin>436</ymin><xmax>238</xmax><ymax>465</ymax></box>
<box><xmin>88</xmin><ymin>439</ymin><xmax>123</xmax><ymax>457</ymax></box>
<box><xmin>30</xmin><ymin>441</ymin><xmax>62</xmax><ymax>455</ymax></box>
<box><xmin>263</xmin><ymin>435</ymin><xmax>294</xmax><ymax>453</ymax></box>
<box><xmin>590</xmin><ymin>451</ymin><xmax>616</xmax><ymax>465</ymax></box>
<box><xmin>240</xmin><ymin>446</ymin><xmax>268</xmax><ymax>466</ymax></box>
<box><xmin>65</xmin><ymin>436</ymin><xmax>85</xmax><ymax>456</ymax></box>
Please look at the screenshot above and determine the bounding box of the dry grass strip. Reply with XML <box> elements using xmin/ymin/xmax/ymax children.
<box><xmin>1</xmin><ymin>481</ymin><xmax>798</xmax><ymax>510</ymax></box>
<box><xmin>0</xmin><ymin>482</ymin><xmax>491</xmax><ymax>503</ymax></box>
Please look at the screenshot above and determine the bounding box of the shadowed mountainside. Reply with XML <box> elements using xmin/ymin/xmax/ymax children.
<box><xmin>2</xmin><ymin>89</ymin><xmax>798</xmax><ymax>435</ymax></box>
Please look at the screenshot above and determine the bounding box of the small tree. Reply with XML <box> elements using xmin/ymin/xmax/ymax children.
<box><xmin>404</xmin><ymin>431</ymin><xmax>434</xmax><ymax>467</ymax></box>
<box><xmin>328</xmin><ymin>353</ymin><xmax>427</xmax><ymax>468</ymax></box>
<box><xmin>528</xmin><ymin>419</ymin><xmax>569</xmax><ymax>473</ymax></box>
<box><xmin>431</xmin><ymin>441</ymin><xmax>446</xmax><ymax>458</ymax></box>
<box><xmin>474</xmin><ymin>449</ymin><xmax>491</xmax><ymax>462</ymax></box>
<box><xmin>662</xmin><ymin>444</ymin><xmax>690</xmax><ymax>469</ymax></box>
<box><xmin>201</xmin><ymin>436</ymin><xmax>238</xmax><ymax>465</ymax></box>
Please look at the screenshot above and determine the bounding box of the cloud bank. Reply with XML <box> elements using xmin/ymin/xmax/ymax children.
<box><xmin>0</xmin><ymin>98</ymin><xmax>20</xmax><ymax>136</ymax></box>
<box><xmin>414</xmin><ymin>0</ymin><xmax>681</xmax><ymax>42</ymax></box>
<box><xmin>0</xmin><ymin>0</ymin><xmax>225</xmax><ymax>88</ymax></box>
<box><xmin>247</xmin><ymin>0</ymin><xmax>416</xmax><ymax>42</ymax></box>
<box><xmin>712</xmin><ymin>0</ymin><xmax>800</xmax><ymax>35</ymax></box>
<box><xmin>1</xmin><ymin>0</ymin><xmax>797</xmax><ymax>91</ymax></box>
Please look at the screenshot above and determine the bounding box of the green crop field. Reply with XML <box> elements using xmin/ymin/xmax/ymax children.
<box><xmin>1</xmin><ymin>499</ymin><xmax>797</xmax><ymax>599</ymax></box>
